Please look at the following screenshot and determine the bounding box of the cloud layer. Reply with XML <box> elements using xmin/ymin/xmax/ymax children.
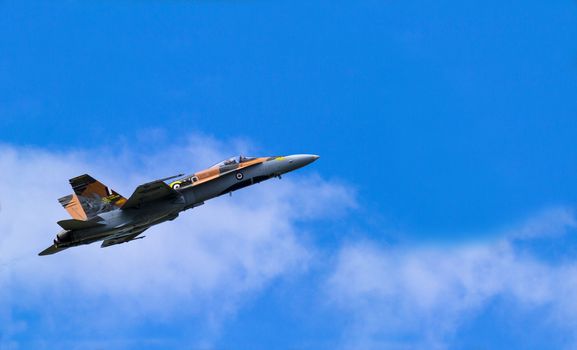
<box><xmin>0</xmin><ymin>136</ymin><xmax>353</xmax><ymax>349</ymax></box>
<box><xmin>3</xmin><ymin>136</ymin><xmax>577</xmax><ymax>350</ymax></box>
<box><xmin>327</xmin><ymin>208</ymin><xmax>577</xmax><ymax>349</ymax></box>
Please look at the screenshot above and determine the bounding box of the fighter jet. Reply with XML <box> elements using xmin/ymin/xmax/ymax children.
<box><xmin>39</xmin><ymin>154</ymin><xmax>319</xmax><ymax>256</ymax></box>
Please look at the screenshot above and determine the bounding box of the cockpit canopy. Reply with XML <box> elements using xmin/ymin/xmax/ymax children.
<box><xmin>210</xmin><ymin>155</ymin><xmax>256</xmax><ymax>168</ymax></box>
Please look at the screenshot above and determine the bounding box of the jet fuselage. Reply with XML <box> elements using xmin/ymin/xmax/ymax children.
<box><xmin>47</xmin><ymin>154</ymin><xmax>319</xmax><ymax>253</ymax></box>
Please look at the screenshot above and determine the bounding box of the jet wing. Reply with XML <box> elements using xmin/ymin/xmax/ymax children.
<box><xmin>101</xmin><ymin>228</ymin><xmax>148</xmax><ymax>248</ymax></box>
<box><xmin>122</xmin><ymin>175</ymin><xmax>183</xmax><ymax>210</ymax></box>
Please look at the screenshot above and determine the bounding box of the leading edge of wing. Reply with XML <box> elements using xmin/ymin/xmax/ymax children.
<box><xmin>122</xmin><ymin>178</ymin><xmax>181</xmax><ymax>210</ymax></box>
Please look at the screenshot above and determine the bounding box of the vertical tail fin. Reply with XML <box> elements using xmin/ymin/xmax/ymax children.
<box><xmin>59</xmin><ymin>174</ymin><xmax>126</xmax><ymax>219</ymax></box>
<box><xmin>58</xmin><ymin>194</ymin><xmax>88</xmax><ymax>220</ymax></box>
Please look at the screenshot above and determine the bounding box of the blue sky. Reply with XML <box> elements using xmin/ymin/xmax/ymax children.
<box><xmin>1</xmin><ymin>1</ymin><xmax>577</xmax><ymax>349</ymax></box>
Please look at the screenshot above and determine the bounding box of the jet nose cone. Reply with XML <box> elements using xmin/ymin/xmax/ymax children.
<box><xmin>307</xmin><ymin>154</ymin><xmax>320</xmax><ymax>163</ymax></box>
<box><xmin>285</xmin><ymin>154</ymin><xmax>320</xmax><ymax>171</ymax></box>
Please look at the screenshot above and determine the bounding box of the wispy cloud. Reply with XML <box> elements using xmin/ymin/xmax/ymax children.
<box><xmin>0</xmin><ymin>137</ymin><xmax>354</xmax><ymax>349</ymax></box>
<box><xmin>326</xmin><ymin>208</ymin><xmax>577</xmax><ymax>350</ymax></box>
<box><xmin>3</xmin><ymin>136</ymin><xmax>575</xmax><ymax>350</ymax></box>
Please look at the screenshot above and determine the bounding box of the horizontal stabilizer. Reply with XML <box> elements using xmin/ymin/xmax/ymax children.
<box><xmin>57</xmin><ymin>217</ymin><xmax>104</xmax><ymax>231</ymax></box>
<box><xmin>38</xmin><ymin>244</ymin><xmax>69</xmax><ymax>256</ymax></box>
<box><xmin>58</xmin><ymin>194</ymin><xmax>88</xmax><ymax>220</ymax></box>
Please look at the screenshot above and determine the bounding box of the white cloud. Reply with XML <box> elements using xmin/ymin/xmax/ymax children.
<box><xmin>0</xmin><ymin>137</ymin><xmax>353</xmax><ymax>349</ymax></box>
<box><xmin>326</xmin><ymin>208</ymin><xmax>577</xmax><ymax>350</ymax></box>
<box><xmin>6</xmin><ymin>136</ymin><xmax>576</xmax><ymax>350</ymax></box>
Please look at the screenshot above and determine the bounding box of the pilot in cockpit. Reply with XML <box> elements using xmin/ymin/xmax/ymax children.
<box><xmin>213</xmin><ymin>155</ymin><xmax>255</xmax><ymax>168</ymax></box>
<box><xmin>223</xmin><ymin>158</ymin><xmax>237</xmax><ymax>166</ymax></box>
